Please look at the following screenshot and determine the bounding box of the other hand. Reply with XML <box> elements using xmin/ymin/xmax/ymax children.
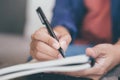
<box><xmin>57</xmin><ymin>43</ymin><xmax>120</xmax><ymax>80</ymax></box>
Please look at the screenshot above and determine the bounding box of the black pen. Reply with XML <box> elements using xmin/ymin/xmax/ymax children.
<box><xmin>36</xmin><ymin>7</ymin><xmax>65</xmax><ymax>58</ymax></box>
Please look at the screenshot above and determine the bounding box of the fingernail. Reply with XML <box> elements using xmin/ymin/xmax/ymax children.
<box><xmin>86</xmin><ymin>48</ymin><xmax>96</xmax><ymax>58</ymax></box>
<box><xmin>58</xmin><ymin>54</ymin><xmax>63</xmax><ymax>59</ymax></box>
<box><xmin>60</xmin><ymin>41</ymin><xmax>67</xmax><ymax>50</ymax></box>
<box><xmin>61</xmin><ymin>41</ymin><xmax>66</xmax><ymax>46</ymax></box>
<box><xmin>52</xmin><ymin>41</ymin><xmax>60</xmax><ymax>49</ymax></box>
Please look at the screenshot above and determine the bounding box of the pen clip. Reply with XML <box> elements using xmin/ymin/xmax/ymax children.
<box><xmin>37</xmin><ymin>12</ymin><xmax>45</xmax><ymax>24</ymax></box>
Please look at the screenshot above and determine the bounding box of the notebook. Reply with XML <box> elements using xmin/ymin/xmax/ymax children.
<box><xmin>0</xmin><ymin>55</ymin><xmax>93</xmax><ymax>80</ymax></box>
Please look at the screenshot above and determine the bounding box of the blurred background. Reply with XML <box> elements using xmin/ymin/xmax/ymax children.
<box><xmin>0</xmin><ymin>0</ymin><xmax>55</xmax><ymax>68</ymax></box>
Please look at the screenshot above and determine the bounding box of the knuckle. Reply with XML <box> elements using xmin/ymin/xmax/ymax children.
<box><xmin>47</xmin><ymin>37</ymin><xmax>53</xmax><ymax>45</ymax></box>
<box><xmin>36</xmin><ymin>42</ymin><xmax>43</xmax><ymax>50</ymax></box>
<box><xmin>35</xmin><ymin>28</ymin><xmax>44</xmax><ymax>36</ymax></box>
<box><xmin>32</xmin><ymin>27</ymin><xmax>47</xmax><ymax>40</ymax></box>
<box><xmin>35</xmin><ymin>30</ymin><xmax>41</xmax><ymax>36</ymax></box>
<box><xmin>32</xmin><ymin>31</ymin><xmax>40</xmax><ymax>39</ymax></box>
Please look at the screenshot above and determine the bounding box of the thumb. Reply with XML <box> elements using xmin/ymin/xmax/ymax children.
<box><xmin>53</xmin><ymin>26</ymin><xmax>72</xmax><ymax>51</ymax></box>
<box><xmin>59</xmin><ymin>34</ymin><xmax>71</xmax><ymax>51</ymax></box>
<box><xmin>86</xmin><ymin>47</ymin><xmax>101</xmax><ymax>59</ymax></box>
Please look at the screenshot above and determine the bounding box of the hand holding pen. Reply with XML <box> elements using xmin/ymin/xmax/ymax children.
<box><xmin>30</xmin><ymin>7</ymin><xmax>72</xmax><ymax>60</ymax></box>
<box><xmin>36</xmin><ymin>7</ymin><xmax>65</xmax><ymax>58</ymax></box>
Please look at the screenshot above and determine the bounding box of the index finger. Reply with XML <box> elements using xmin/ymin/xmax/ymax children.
<box><xmin>32</xmin><ymin>27</ymin><xmax>60</xmax><ymax>49</ymax></box>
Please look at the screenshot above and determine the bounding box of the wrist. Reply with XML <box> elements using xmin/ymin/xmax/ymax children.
<box><xmin>54</xmin><ymin>26</ymin><xmax>70</xmax><ymax>34</ymax></box>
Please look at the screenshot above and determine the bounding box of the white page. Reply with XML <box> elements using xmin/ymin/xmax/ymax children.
<box><xmin>0</xmin><ymin>55</ymin><xmax>91</xmax><ymax>80</ymax></box>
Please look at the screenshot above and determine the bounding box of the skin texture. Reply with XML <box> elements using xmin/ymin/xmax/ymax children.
<box><xmin>30</xmin><ymin>26</ymin><xmax>120</xmax><ymax>80</ymax></box>
<box><xmin>30</xmin><ymin>26</ymin><xmax>71</xmax><ymax>60</ymax></box>
<box><xmin>58</xmin><ymin>43</ymin><xmax>120</xmax><ymax>80</ymax></box>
